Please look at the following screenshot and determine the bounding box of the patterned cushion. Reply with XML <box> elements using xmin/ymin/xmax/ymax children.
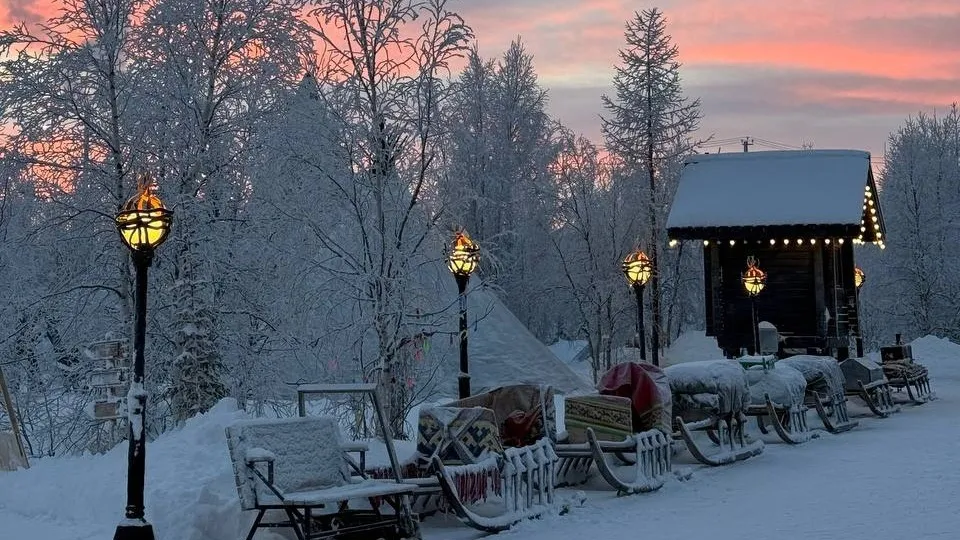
<box><xmin>416</xmin><ymin>407</ymin><xmax>503</xmax><ymax>465</ymax></box>
<box><xmin>564</xmin><ymin>395</ymin><xmax>633</xmax><ymax>443</ymax></box>
<box><xmin>444</xmin><ymin>384</ymin><xmax>556</xmax><ymax>445</ymax></box>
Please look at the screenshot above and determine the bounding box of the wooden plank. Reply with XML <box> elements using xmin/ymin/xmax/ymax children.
<box><xmin>0</xmin><ymin>365</ymin><xmax>29</xmax><ymax>468</ymax></box>
<box><xmin>813</xmin><ymin>244</ymin><xmax>826</xmax><ymax>338</ymax></box>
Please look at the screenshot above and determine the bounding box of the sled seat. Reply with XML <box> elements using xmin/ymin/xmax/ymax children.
<box><xmin>226</xmin><ymin>416</ymin><xmax>418</xmax><ymax>540</ymax></box>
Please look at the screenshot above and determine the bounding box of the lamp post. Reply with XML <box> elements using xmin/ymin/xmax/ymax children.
<box><xmin>741</xmin><ymin>256</ymin><xmax>767</xmax><ymax>355</ymax></box>
<box><xmin>622</xmin><ymin>248</ymin><xmax>654</xmax><ymax>364</ymax></box>
<box><xmin>113</xmin><ymin>175</ymin><xmax>172</xmax><ymax>540</ymax></box>
<box><xmin>447</xmin><ymin>230</ymin><xmax>480</xmax><ymax>399</ymax></box>
<box><xmin>855</xmin><ymin>266</ymin><xmax>865</xmax><ymax>357</ymax></box>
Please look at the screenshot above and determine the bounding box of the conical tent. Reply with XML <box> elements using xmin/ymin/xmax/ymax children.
<box><xmin>452</xmin><ymin>281</ymin><xmax>591</xmax><ymax>397</ymax></box>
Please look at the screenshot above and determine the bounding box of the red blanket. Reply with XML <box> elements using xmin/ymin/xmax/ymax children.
<box><xmin>598</xmin><ymin>362</ymin><xmax>672</xmax><ymax>433</ymax></box>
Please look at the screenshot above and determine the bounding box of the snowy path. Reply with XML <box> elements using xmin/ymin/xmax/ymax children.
<box><xmin>1</xmin><ymin>336</ymin><xmax>958</xmax><ymax>540</ymax></box>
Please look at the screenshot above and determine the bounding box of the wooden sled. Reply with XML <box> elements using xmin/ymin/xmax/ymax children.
<box><xmin>431</xmin><ymin>438</ymin><xmax>557</xmax><ymax>533</ymax></box>
<box><xmin>746</xmin><ymin>394</ymin><xmax>816</xmax><ymax>445</ymax></box>
<box><xmin>886</xmin><ymin>367</ymin><xmax>936</xmax><ymax>405</ymax></box>
<box><xmin>555</xmin><ymin>394</ymin><xmax>671</xmax><ymax>495</ymax></box>
<box><xmin>849</xmin><ymin>379</ymin><xmax>901</xmax><ymax>417</ymax></box>
<box><xmin>363</xmin><ymin>384</ymin><xmax>560</xmax><ymax>533</ymax></box>
<box><xmin>780</xmin><ymin>356</ymin><xmax>859</xmax><ymax>434</ymax></box>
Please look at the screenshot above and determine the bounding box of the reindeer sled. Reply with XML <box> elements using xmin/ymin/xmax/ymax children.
<box><xmin>739</xmin><ymin>358</ymin><xmax>817</xmax><ymax>445</ymax></box>
<box><xmin>779</xmin><ymin>356</ymin><xmax>858</xmax><ymax>434</ymax></box>
<box><xmin>839</xmin><ymin>357</ymin><xmax>900</xmax><ymax>417</ymax></box>
<box><xmin>366</xmin><ymin>384</ymin><xmax>558</xmax><ymax>534</ymax></box>
<box><xmin>663</xmin><ymin>360</ymin><xmax>764</xmax><ymax>466</ymax></box>
<box><xmin>881</xmin><ymin>340</ymin><xmax>936</xmax><ymax>404</ymax></box>
<box><xmin>555</xmin><ymin>362</ymin><xmax>672</xmax><ymax>495</ymax></box>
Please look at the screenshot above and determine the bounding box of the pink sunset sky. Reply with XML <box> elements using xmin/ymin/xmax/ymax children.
<box><xmin>6</xmin><ymin>0</ymin><xmax>959</xmax><ymax>163</ymax></box>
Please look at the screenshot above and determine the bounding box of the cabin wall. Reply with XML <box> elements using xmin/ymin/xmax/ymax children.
<box><xmin>703</xmin><ymin>242</ymin><xmax>859</xmax><ymax>356</ymax></box>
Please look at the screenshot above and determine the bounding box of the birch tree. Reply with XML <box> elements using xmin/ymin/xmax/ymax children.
<box><xmin>300</xmin><ymin>0</ymin><xmax>472</xmax><ymax>436</ymax></box>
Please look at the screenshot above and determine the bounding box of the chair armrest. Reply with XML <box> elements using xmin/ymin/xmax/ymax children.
<box><xmin>341</xmin><ymin>442</ymin><xmax>370</xmax><ymax>453</ymax></box>
<box><xmin>245</xmin><ymin>447</ymin><xmax>276</xmax><ymax>465</ymax></box>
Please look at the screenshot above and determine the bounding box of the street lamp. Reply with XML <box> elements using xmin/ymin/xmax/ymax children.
<box><xmin>855</xmin><ymin>266</ymin><xmax>865</xmax><ymax>357</ymax></box>
<box><xmin>742</xmin><ymin>256</ymin><xmax>766</xmax><ymax>355</ymax></box>
<box><xmin>447</xmin><ymin>229</ymin><xmax>479</xmax><ymax>399</ymax></box>
<box><xmin>113</xmin><ymin>175</ymin><xmax>172</xmax><ymax>540</ymax></box>
<box><xmin>622</xmin><ymin>248</ymin><xmax>654</xmax><ymax>364</ymax></box>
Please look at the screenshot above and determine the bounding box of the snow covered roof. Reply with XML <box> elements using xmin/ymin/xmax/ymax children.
<box><xmin>667</xmin><ymin>150</ymin><xmax>885</xmax><ymax>240</ymax></box>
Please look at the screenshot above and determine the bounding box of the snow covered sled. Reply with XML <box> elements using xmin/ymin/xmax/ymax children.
<box><xmin>740</xmin><ymin>361</ymin><xmax>817</xmax><ymax>445</ymax></box>
<box><xmin>555</xmin><ymin>362</ymin><xmax>672</xmax><ymax>495</ymax></box>
<box><xmin>368</xmin><ymin>384</ymin><xmax>558</xmax><ymax>534</ymax></box>
<box><xmin>225</xmin><ymin>416</ymin><xmax>420</xmax><ymax>540</ymax></box>
<box><xmin>839</xmin><ymin>357</ymin><xmax>900</xmax><ymax>417</ymax></box>
<box><xmin>664</xmin><ymin>360</ymin><xmax>764</xmax><ymax>466</ymax></box>
<box><xmin>780</xmin><ymin>356</ymin><xmax>858</xmax><ymax>434</ymax></box>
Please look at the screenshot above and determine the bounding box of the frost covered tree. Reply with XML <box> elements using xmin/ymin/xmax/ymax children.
<box><xmin>601</xmin><ymin>8</ymin><xmax>702</xmax><ymax>364</ymax></box>
<box><xmin>131</xmin><ymin>0</ymin><xmax>311</xmax><ymax>418</ymax></box>
<box><xmin>295</xmin><ymin>0</ymin><xmax>472</xmax><ymax>437</ymax></box>
<box><xmin>440</xmin><ymin>39</ymin><xmax>559</xmax><ymax>337</ymax></box>
<box><xmin>864</xmin><ymin>106</ymin><xmax>960</xmax><ymax>345</ymax></box>
<box><xmin>550</xmin><ymin>132</ymin><xmax>634</xmax><ymax>381</ymax></box>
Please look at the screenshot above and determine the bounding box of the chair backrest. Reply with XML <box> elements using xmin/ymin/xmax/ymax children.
<box><xmin>444</xmin><ymin>384</ymin><xmax>557</xmax><ymax>444</ymax></box>
<box><xmin>225</xmin><ymin>416</ymin><xmax>350</xmax><ymax>510</ymax></box>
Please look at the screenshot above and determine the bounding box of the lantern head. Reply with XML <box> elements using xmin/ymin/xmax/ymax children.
<box><xmin>854</xmin><ymin>266</ymin><xmax>865</xmax><ymax>290</ymax></box>
<box><xmin>742</xmin><ymin>256</ymin><xmax>766</xmax><ymax>297</ymax></box>
<box><xmin>447</xmin><ymin>229</ymin><xmax>480</xmax><ymax>278</ymax></box>
<box><xmin>115</xmin><ymin>174</ymin><xmax>173</xmax><ymax>253</ymax></box>
<box><xmin>622</xmin><ymin>248</ymin><xmax>653</xmax><ymax>287</ymax></box>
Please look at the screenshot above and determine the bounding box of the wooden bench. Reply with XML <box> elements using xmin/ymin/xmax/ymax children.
<box><xmin>226</xmin><ymin>416</ymin><xmax>419</xmax><ymax>540</ymax></box>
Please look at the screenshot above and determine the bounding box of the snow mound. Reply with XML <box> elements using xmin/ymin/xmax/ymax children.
<box><xmin>911</xmin><ymin>335</ymin><xmax>960</xmax><ymax>379</ymax></box>
<box><xmin>0</xmin><ymin>398</ymin><xmax>257</xmax><ymax>540</ymax></box>
<box><xmin>662</xmin><ymin>331</ymin><xmax>724</xmax><ymax>366</ymax></box>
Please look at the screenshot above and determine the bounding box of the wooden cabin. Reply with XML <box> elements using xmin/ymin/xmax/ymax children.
<box><xmin>665</xmin><ymin>150</ymin><xmax>886</xmax><ymax>359</ymax></box>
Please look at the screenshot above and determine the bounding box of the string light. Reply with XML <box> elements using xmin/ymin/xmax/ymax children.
<box><xmin>669</xmin><ymin>239</ymin><xmax>679</xmax><ymax>248</ymax></box>
<box><xmin>729</xmin><ymin>240</ymin><xmax>736</xmax><ymax>246</ymax></box>
<box><xmin>704</xmin><ymin>240</ymin><xmax>710</xmax><ymax>246</ymax></box>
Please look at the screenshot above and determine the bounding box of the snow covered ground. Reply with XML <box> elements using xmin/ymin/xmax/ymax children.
<box><xmin>1</xmin><ymin>335</ymin><xmax>958</xmax><ymax>540</ymax></box>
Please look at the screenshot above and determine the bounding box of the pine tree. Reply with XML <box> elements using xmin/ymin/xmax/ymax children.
<box><xmin>601</xmin><ymin>8</ymin><xmax>702</xmax><ymax>365</ymax></box>
<box><xmin>170</xmin><ymin>234</ymin><xmax>227</xmax><ymax>423</ymax></box>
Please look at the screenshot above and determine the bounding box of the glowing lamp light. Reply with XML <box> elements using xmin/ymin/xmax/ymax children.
<box><xmin>447</xmin><ymin>230</ymin><xmax>480</xmax><ymax>277</ymax></box>
<box><xmin>742</xmin><ymin>256</ymin><xmax>766</xmax><ymax>297</ymax></box>
<box><xmin>622</xmin><ymin>248</ymin><xmax>654</xmax><ymax>287</ymax></box>
<box><xmin>668</xmin><ymin>239</ymin><xmax>679</xmax><ymax>248</ymax></box>
<box><xmin>115</xmin><ymin>175</ymin><xmax>172</xmax><ymax>253</ymax></box>
<box><xmin>854</xmin><ymin>266</ymin><xmax>865</xmax><ymax>290</ymax></box>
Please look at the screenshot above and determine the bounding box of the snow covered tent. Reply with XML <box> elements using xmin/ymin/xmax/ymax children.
<box><xmin>452</xmin><ymin>280</ymin><xmax>591</xmax><ymax>396</ymax></box>
<box><xmin>666</xmin><ymin>150</ymin><xmax>887</xmax><ymax>359</ymax></box>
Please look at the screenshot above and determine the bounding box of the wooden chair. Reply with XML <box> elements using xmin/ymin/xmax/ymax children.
<box><xmin>225</xmin><ymin>416</ymin><xmax>419</xmax><ymax>540</ymax></box>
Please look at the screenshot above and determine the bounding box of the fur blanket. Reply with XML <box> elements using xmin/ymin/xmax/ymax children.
<box><xmin>744</xmin><ymin>364</ymin><xmax>807</xmax><ymax>407</ymax></box>
<box><xmin>663</xmin><ymin>360</ymin><xmax>751</xmax><ymax>416</ymax></box>
<box><xmin>779</xmin><ymin>356</ymin><xmax>846</xmax><ymax>396</ymax></box>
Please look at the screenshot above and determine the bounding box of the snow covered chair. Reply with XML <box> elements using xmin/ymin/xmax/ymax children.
<box><xmin>779</xmin><ymin>356</ymin><xmax>858</xmax><ymax>433</ymax></box>
<box><xmin>742</xmin><ymin>363</ymin><xmax>817</xmax><ymax>444</ymax></box>
<box><xmin>664</xmin><ymin>360</ymin><xmax>764</xmax><ymax>466</ymax></box>
<box><xmin>556</xmin><ymin>362</ymin><xmax>672</xmax><ymax>494</ymax></box>
<box><xmin>225</xmin><ymin>416</ymin><xmax>420</xmax><ymax>540</ymax></box>
<box><xmin>879</xmin><ymin>342</ymin><xmax>936</xmax><ymax>404</ymax></box>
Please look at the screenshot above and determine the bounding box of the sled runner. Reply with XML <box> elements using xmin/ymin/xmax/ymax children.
<box><xmin>742</xmin><ymin>362</ymin><xmax>817</xmax><ymax>445</ymax></box>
